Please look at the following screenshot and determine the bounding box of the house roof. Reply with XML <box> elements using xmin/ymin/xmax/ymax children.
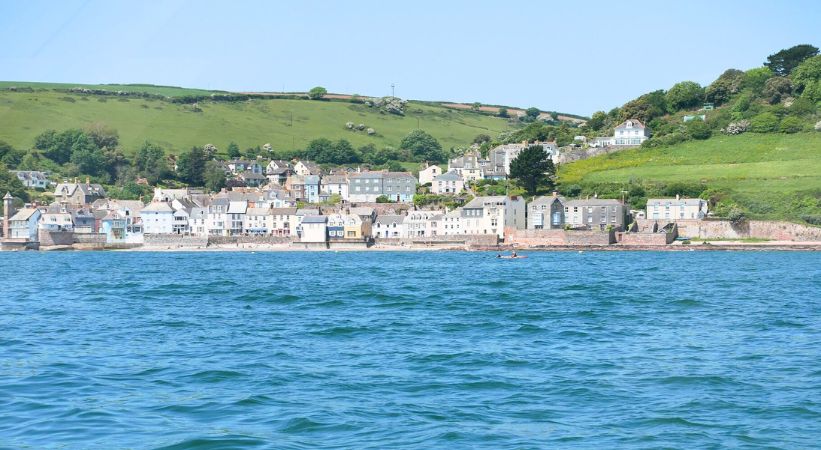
<box><xmin>465</xmin><ymin>196</ymin><xmax>507</xmax><ymax>208</ymax></box>
<box><xmin>375</xmin><ymin>214</ymin><xmax>405</xmax><ymax>225</ymax></box>
<box><xmin>349</xmin><ymin>206</ymin><xmax>375</xmax><ymax>217</ymax></box>
<box><xmin>240</xmin><ymin>171</ymin><xmax>267</xmax><ymax>180</ymax></box>
<box><xmin>434</xmin><ymin>171</ymin><xmax>462</xmax><ymax>181</ymax></box>
<box><xmin>270</xmin><ymin>207</ymin><xmax>297</xmax><ymax>215</ymax></box>
<box><xmin>565</xmin><ymin>199</ymin><xmax>622</xmax><ymax>207</ymax></box>
<box><xmin>615</xmin><ymin>119</ymin><xmax>646</xmax><ymax>129</ymax></box>
<box><xmin>322</xmin><ymin>175</ymin><xmax>347</xmax><ymax>184</ymax></box>
<box><xmin>529</xmin><ymin>195</ymin><xmax>566</xmax><ymax>206</ymax></box>
<box><xmin>301</xmin><ymin>215</ymin><xmax>327</xmax><ymax>224</ymax></box>
<box><xmin>647</xmin><ymin>198</ymin><xmax>706</xmax><ymax>206</ymax></box>
<box><xmin>9</xmin><ymin>208</ymin><xmax>39</xmax><ymax>221</ymax></box>
<box><xmin>141</xmin><ymin>201</ymin><xmax>175</xmax><ymax>212</ymax></box>
<box><xmin>227</xmin><ymin>201</ymin><xmax>248</xmax><ymax>213</ymax></box>
<box><xmin>296</xmin><ymin>208</ymin><xmax>320</xmax><ymax>216</ymax></box>
<box><xmin>246</xmin><ymin>207</ymin><xmax>270</xmax><ymax>216</ymax></box>
<box><xmin>304</xmin><ymin>175</ymin><xmax>320</xmax><ymax>184</ymax></box>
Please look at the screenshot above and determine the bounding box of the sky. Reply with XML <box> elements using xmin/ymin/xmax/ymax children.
<box><xmin>1</xmin><ymin>0</ymin><xmax>820</xmax><ymax>116</ymax></box>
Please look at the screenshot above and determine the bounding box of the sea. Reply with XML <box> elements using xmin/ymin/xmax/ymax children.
<box><xmin>0</xmin><ymin>250</ymin><xmax>819</xmax><ymax>449</ymax></box>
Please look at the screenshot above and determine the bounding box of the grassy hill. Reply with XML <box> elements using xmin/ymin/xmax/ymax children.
<box><xmin>558</xmin><ymin>133</ymin><xmax>821</xmax><ymax>222</ymax></box>
<box><xmin>0</xmin><ymin>82</ymin><xmax>525</xmax><ymax>155</ymax></box>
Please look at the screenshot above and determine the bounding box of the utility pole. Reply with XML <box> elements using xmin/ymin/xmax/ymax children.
<box><xmin>391</xmin><ymin>83</ymin><xmax>395</xmax><ymax>98</ymax></box>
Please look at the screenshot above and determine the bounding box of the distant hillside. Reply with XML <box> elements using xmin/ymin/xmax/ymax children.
<box><xmin>558</xmin><ymin>133</ymin><xmax>821</xmax><ymax>223</ymax></box>
<box><xmin>0</xmin><ymin>81</ymin><xmax>580</xmax><ymax>155</ymax></box>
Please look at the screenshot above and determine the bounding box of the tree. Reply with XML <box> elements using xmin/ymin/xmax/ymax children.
<box><xmin>204</xmin><ymin>160</ymin><xmax>227</xmax><ymax>192</ymax></box>
<box><xmin>621</xmin><ymin>90</ymin><xmax>668</xmax><ymax>123</ymax></box>
<box><xmin>705</xmin><ymin>69</ymin><xmax>744</xmax><ymax>105</ymax></box>
<box><xmin>135</xmin><ymin>142</ymin><xmax>169</xmax><ymax>184</ymax></box>
<box><xmin>471</xmin><ymin>102</ymin><xmax>482</xmax><ymax>111</ymax></box>
<box><xmin>308</xmin><ymin>86</ymin><xmax>327</xmax><ymax>100</ymax></box>
<box><xmin>498</xmin><ymin>107</ymin><xmax>509</xmax><ymax>118</ymax></box>
<box><xmin>509</xmin><ymin>145</ymin><xmax>555</xmax><ymax>195</ymax></box>
<box><xmin>550</xmin><ymin>111</ymin><xmax>559</xmax><ymax>121</ymax></box>
<box><xmin>762</xmin><ymin>77</ymin><xmax>793</xmax><ymax>104</ymax></box>
<box><xmin>764</xmin><ymin>44</ymin><xmax>819</xmax><ymax>76</ymax></box>
<box><xmin>524</xmin><ymin>107</ymin><xmax>540</xmax><ymax>121</ymax></box>
<box><xmin>387</xmin><ymin>161</ymin><xmax>404</xmax><ymax>172</ymax></box>
<box><xmin>472</xmin><ymin>134</ymin><xmax>491</xmax><ymax>145</ymax></box>
<box><xmin>375</xmin><ymin>195</ymin><xmax>392</xmax><ymax>203</ymax></box>
<box><xmin>665</xmin><ymin>81</ymin><xmax>704</xmax><ymax>111</ymax></box>
<box><xmin>35</xmin><ymin>128</ymin><xmax>85</xmax><ymax>164</ymax></box>
<box><xmin>84</xmin><ymin>123</ymin><xmax>119</xmax><ymax>149</ymax></box>
<box><xmin>399</xmin><ymin>129</ymin><xmax>444</xmax><ymax>162</ymax></box>
<box><xmin>304</xmin><ymin>138</ymin><xmax>335</xmax><ymax>163</ymax></box>
<box><xmin>587</xmin><ymin>111</ymin><xmax>607</xmax><ymax>131</ymax></box>
<box><xmin>227</xmin><ymin>141</ymin><xmax>241</xmax><ymax>159</ymax></box>
<box><xmin>0</xmin><ymin>163</ymin><xmax>30</xmax><ymax>208</ymax></box>
<box><xmin>791</xmin><ymin>55</ymin><xmax>821</xmax><ymax>100</ymax></box>
<box><xmin>743</xmin><ymin>67</ymin><xmax>774</xmax><ymax>93</ymax></box>
<box><xmin>69</xmin><ymin>134</ymin><xmax>105</xmax><ymax>176</ymax></box>
<box><xmin>176</xmin><ymin>146</ymin><xmax>207</xmax><ymax>185</ymax></box>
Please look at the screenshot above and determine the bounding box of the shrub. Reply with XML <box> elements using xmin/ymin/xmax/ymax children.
<box><xmin>728</xmin><ymin>207</ymin><xmax>747</xmax><ymax>225</ymax></box>
<box><xmin>749</xmin><ymin>112</ymin><xmax>780</xmax><ymax>132</ymax></box>
<box><xmin>762</xmin><ymin>77</ymin><xmax>793</xmax><ymax>104</ymax></box>
<box><xmin>779</xmin><ymin>116</ymin><xmax>804</xmax><ymax>133</ymax></box>
<box><xmin>722</xmin><ymin>120</ymin><xmax>750</xmax><ymax>135</ymax></box>
<box><xmin>685</xmin><ymin>119</ymin><xmax>712</xmax><ymax>140</ymax></box>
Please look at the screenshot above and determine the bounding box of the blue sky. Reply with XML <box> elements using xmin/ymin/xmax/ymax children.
<box><xmin>1</xmin><ymin>0</ymin><xmax>819</xmax><ymax>116</ymax></box>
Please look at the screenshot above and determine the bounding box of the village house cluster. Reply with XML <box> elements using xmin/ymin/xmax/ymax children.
<box><xmin>1</xmin><ymin>120</ymin><xmax>724</xmax><ymax>250</ymax></box>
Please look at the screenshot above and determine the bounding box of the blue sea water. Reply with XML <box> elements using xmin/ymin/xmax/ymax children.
<box><xmin>0</xmin><ymin>250</ymin><xmax>820</xmax><ymax>449</ymax></box>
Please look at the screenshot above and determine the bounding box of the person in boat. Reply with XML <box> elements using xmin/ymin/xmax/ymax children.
<box><xmin>511</xmin><ymin>250</ymin><xmax>518</xmax><ymax>258</ymax></box>
<box><xmin>496</xmin><ymin>253</ymin><xmax>501</xmax><ymax>258</ymax></box>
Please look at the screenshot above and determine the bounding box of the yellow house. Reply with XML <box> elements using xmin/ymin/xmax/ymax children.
<box><xmin>342</xmin><ymin>213</ymin><xmax>371</xmax><ymax>239</ymax></box>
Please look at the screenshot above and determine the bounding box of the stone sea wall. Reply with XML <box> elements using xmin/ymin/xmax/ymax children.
<box><xmin>641</xmin><ymin>219</ymin><xmax>821</xmax><ymax>241</ymax></box>
<box><xmin>507</xmin><ymin>229</ymin><xmax>615</xmax><ymax>246</ymax></box>
<box><xmin>143</xmin><ymin>234</ymin><xmax>208</xmax><ymax>248</ymax></box>
<box><xmin>208</xmin><ymin>235</ymin><xmax>293</xmax><ymax>245</ymax></box>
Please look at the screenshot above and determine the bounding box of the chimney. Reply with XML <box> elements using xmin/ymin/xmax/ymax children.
<box><xmin>552</xmin><ymin>191</ymin><xmax>558</xmax><ymax>198</ymax></box>
<box><xmin>676</xmin><ymin>194</ymin><xmax>680</xmax><ymax>200</ymax></box>
<box><xmin>3</xmin><ymin>192</ymin><xmax>14</xmax><ymax>239</ymax></box>
<box><xmin>86</xmin><ymin>176</ymin><xmax>90</xmax><ymax>186</ymax></box>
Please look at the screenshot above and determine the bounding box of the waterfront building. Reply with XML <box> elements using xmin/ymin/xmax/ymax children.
<box><xmin>646</xmin><ymin>196</ymin><xmax>709</xmax><ymax>221</ymax></box>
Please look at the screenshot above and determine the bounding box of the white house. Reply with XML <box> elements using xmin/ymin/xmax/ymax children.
<box><xmin>646</xmin><ymin>195</ymin><xmax>709</xmax><ymax>221</ymax></box>
<box><xmin>403</xmin><ymin>210</ymin><xmax>440</xmax><ymax>238</ymax></box>
<box><xmin>460</xmin><ymin>195</ymin><xmax>526</xmax><ymax>238</ymax></box>
<box><xmin>593</xmin><ymin>119</ymin><xmax>651</xmax><ymax>147</ymax></box>
<box><xmin>320</xmin><ymin>175</ymin><xmax>349</xmax><ymax>201</ymax></box>
<box><xmin>300</xmin><ymin>215</ymin><xmax>327</xmax><ymax>243</ymax></box>
<box><xmin>418</xmin><ymin>164</ymin><xmax>442</xmax><ymax>185</ymax></box>
<box><xmin>431</xmin><ymin>171</ymin><xmax>464</xmax><ymax>195</ymax></box>
<box><xmin>373</xmin><ymin>215</ymin><xmax>405</xmax><ymax>238</ymax></box>
<box><xmin>141</xmin><ymin>201</ymin><xmax>175</xmax><ymax>234</ymax></box>
<box><xmin>8</xmin><ymin>208</ymin><xmax>42</xmax><ymax>240</ymax></box>
<box><xmin>613</xmin><ymin>119</ymin><xmax>650</xmax><ymax>146</ymax></box>
<box><xmin>12</xmin><ymin>171</ymin><xmax>50</xmax><ymax>189</ymax></box>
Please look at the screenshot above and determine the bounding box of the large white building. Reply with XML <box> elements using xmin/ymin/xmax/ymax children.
<box><xmin>646</xmin><ymin>196</ymin><xmax>709</xmax><ymax>221</ymax></box>
<box><xmin>141</xmin><ymin>201</ymin><xmax>175</xmax><ymax>234</ymax></box>
<box><xmin>593</xmin><ymin>119</ymin><xmax>651</xmax><ymax>147</ymax></box>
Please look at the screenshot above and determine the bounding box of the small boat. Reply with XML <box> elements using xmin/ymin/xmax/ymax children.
<box><xmin>497</xmin><ymin>255</ymin><xmax>527</xmax><ymax>259</ymax></box>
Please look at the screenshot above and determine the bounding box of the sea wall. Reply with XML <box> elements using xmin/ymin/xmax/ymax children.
<box><xmin>39</xmin><ymin>230</ymin><xmax>75</xmax><ymax>246</ymax></box>
<box><xmin>640</xmin><ymin>219</ymin><xmax>821</xmax><ymax>241</ymax></box>
<box><xmin>207</xmin><ymin>235</ymin><xmax>293</xmax><ymax>246</ymax></box>
<box><xmin>381</xmin><ymin>234</ymin><xmax>498</xmax><ymax>246</ymax></box>
<box><xmin>143</xmin><ymin>234</ymin><xmax>208</xmax><ymax>248</ymax></box>
<box><xmin>620</xmin><ymin>232</ymin><xmax>673</xmax><ymax>246</ymax></box>
<box><xmin>506</xmin><ymin>229</ymin><xmax>615</xmax><ymax>246</ymax></box>
<box><xmin>72</xmin><ymin>232</ymin><xmax>106</xmax><ymax>249</ymax></box>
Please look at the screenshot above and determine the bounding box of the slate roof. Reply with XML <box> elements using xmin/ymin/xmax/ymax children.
<box><xmin>434</xmin><ymin>171</ymin><xmax>462</xmax><ymax>181</ymax></box>
<box><xmin>9</xmin><ymin>208</ymin><xmax>39</xmax><ymax>221</ymax></box>
<box><xmin>301</xmin><ymin>215</ymin><xmax>327</xmax><ymax>224</ymax></box>
<box><xmin>374</xmin><ymin>215</ymin><xmax>405</xmax><ymax>225</ymax></box>
<box><xmin>141</xmin><ymin>202</ymin><xmax>175</xmax><ymax>212</ymax></box>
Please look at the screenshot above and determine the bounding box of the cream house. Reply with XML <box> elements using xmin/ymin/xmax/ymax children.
<box><xmin>646</xmin><ymin>195</ymin><xmax>708</xmax><ymax>221</ymax></box>
<box><xmin>418</xmin><ymin>164</ymin><xmax>442</xmax><ymax>185</ymax></box>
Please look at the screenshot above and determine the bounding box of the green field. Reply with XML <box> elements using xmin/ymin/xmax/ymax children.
<box><xmin>558</xmin><ymin>133</ymin><xmax>821</xmax><ymax>221</ymax></box>
<box><xmin>0</xmin><ymin>83</ymin><xmax>520</xmax><ymax>155</ymax></box>
<box><xmin>0</xmin><ymin>81</ymin><xmax>222</xmax><ymax>97</ymax></box>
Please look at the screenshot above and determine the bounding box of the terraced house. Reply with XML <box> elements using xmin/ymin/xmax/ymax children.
<box><xmin>348</xmin><ymin>171</ymin><xmax>416</xmax><ymax>203</ymax></box>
